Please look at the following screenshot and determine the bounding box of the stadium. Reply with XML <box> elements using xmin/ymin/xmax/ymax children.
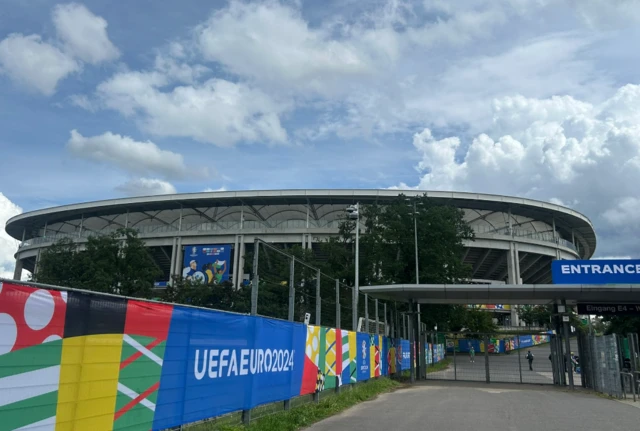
<box><xmin>5</xmin><ymin>189</ymin><xmax>596</xmax><ymax>325</ymax></box>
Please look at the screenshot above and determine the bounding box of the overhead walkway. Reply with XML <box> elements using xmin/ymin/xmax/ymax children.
<box><xmin>359</xmin><ymin>283</ymin><xmax>640</xmax><ymax>305</ymax></box>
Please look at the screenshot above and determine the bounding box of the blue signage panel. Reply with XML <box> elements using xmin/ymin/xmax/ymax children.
<box><xmin>356</xmin><ymin>332</ymin><xmax>370</xmax><ymax>381</ymax></box>
<box><xmin>400</xmin><ymin>339</ymin><xmax>410</xmax><ymax>371</ymax></box>
<box><xmin>153</xmin><ymin>306</ymin><xmax>305</xmax><ymax>430</ymax></box>
<box><xmin>552</xmin><ymin>259</ymin><xmax>640</xmax><ymax>284</ymax></box>
<box><xmin>183</xmin><ymin>244</ymin><xmax>232</xmax><ymax>284</ymax></box>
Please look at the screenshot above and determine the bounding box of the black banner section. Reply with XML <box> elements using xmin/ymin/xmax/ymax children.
<box><xmin>63</xmin><ymin>291</ymin><xmax>128</xmax><ymax>338</ymax></box>
<box><xmin>577</xmin><ymin>303</ymin><xmax>640</xmax><ymax>315</ymax></box>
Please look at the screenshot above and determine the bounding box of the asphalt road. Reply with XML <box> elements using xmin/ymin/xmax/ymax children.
<box><xmin>306</xmin><ymin>382</ymin><xmax>640</xmax><ymax>431</ymax></box>
<box><xmin>427</xmin><ymin>341</ymin><xmax>580</xmax><ymax>385</ymax></box>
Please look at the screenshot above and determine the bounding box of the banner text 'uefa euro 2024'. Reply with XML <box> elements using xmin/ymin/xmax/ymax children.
<box><xmin>551</xmin><ymin>259</ymin><xmax>640</xmax><ymax>284</ymax></box>
<box><xmin>0</xmin><ymin>281</ymin><xmax>402</xmax><ymax>431</ymax></box>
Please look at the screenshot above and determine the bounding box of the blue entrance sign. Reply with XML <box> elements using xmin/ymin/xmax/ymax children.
<box><xmin>552</xmin><ymin>259</ymin><xmax>640</xmax><ymax>284</ymax></box>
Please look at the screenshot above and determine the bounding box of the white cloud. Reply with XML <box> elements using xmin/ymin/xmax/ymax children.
<box><xmin>96</xmin><ymin>71</ymin><xmax>289</xmax><ymax>146</ymax></box>
<box><xmin>572</xmin><ymin>0</ymin><xmax>640</xmax><ymax>29</ymax></box>
<box><xmin>0</xmin><ymin>193</ymin><xmax>23</xmax><ymax>279</ymax></box>
<box><xmin>203</xmin><ymin>186</ymin><xmax>227</xmax><ymax>192</ymax></box>
<box><xmin>403</xmin><ymin>84</ymin><xmax>640</xmax><ymax>258</ymax></box>
<box><xmin>66</xmin><ymin>129</ymin><xmax>206</xmax><ymax>180</ymax></box>
<box><xmin>52</xmin><ymin>3</ymin><xmax>120</xmax><ymax>64</ymax></box>
<box><xmin>0</xmin><ymin>34</ymin><xmax>80</xmax><ymax>96</ymax></box>
<box><xmin>196</xmin><ymin>0</ymin><xmax>377</xmax><ymax>97</ymax></box>
<box><xmin>0</xmin><ymin>3</ymin><xmax>118</xmax><ymax>96</ymax></box>
<box><xmin>115</xmin><ymin>178</ymin><xmax>177</xmax><ymax>197</ymax></box>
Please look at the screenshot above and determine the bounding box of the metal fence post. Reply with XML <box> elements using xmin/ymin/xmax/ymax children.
<box><xmin>453</xmin><ymin>335</ymin><xmax>457</xmax><ymax>381</ymax></box>
<box><xmin>375</xmin><ymin>299</ymin><xmax>379</xmax><ymax>335</ymax></box>
<box><xmin>288</xmin><ymin>257</ymin><xmax>295</xmax><ymax>322</ymax></box>
<box><xmin>364</xmin><ymin>294</ymin><xmax>369</xmax><ymax>333</ymax></box>
<box><xmin>335</xmin><ymin>279</ymin><xmax>340</xmax><ymax>329</ymax></box>
<box><xmin>352</xmin><ymin>286</ymin><xmax>357</xmax><ymax>331</ymax></box>
<box><xmin>250</xmin><ymin>239</ymin><xmax>259</xmax><ymax>316</ymax></box>
<box><xmin>484</xmin><ymin>335</ymin><xmax>490</xmax><ymax>383</ymax></box>
<box><xmin>562</xmin><ymin>301</ymin><xmax>575</xmax><ymax>390</ymax></box>
<box><xmin>409</xmin><ymin>308</ymin><xmax>415</xmax><ymax>383</ymax></box>
<box><xmin>315</xmin><ymin>269</ymin><xmax>321</xmax><ymax>326</ymax></box>
<box><xmin>383</xmin><ymin>303</ymin><xmax>387</xmax><ymax>336</ymax></box>
<box><xmin>517</xmin><ymin>340</ymin><xmax>523</xmax><ymax>383</ymax></box>
<box><xmin>242</xmin><ymin>409</ymin><xmax>251</xmax><ymax>425</ymax></box>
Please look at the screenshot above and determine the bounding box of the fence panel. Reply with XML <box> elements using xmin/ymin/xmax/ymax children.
<box><xmin>427</xmin><ymin>332</ymin><xmax>555</xmax><ymax>385</ymax></box>
<box><xmin>0</xmin><ymin>279</ymin><xmax>410</xmax><ymax>431</ymax></box>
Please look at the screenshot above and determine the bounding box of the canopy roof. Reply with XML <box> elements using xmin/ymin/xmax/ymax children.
<box><xmin>359</xmin><ymin>283</ymin><xmax>640</xmax><ymax>305</ymax></box>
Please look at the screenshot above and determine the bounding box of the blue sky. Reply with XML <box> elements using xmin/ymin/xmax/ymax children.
<box><xmin>2</xmin><ymin>0</ymin><xmax>640</xmax><ymax>275</ymax></box>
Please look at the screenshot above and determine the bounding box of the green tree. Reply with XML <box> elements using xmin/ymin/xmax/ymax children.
<box><xmin>462</xmin><ymin>308</ymin><xmax>499</xmax><ymax>334</ymax></box>
<box><xmin>312</xmin><ymin>193</ymin><xmax>476</xmax><ymax>332</ymax></box>
<box><xmin>603</xmin><ymin>316</ymin><xmax>640</xmax><ymax>335</ymax></box>
<box><xmin>33</xmin><ymin>228</ymin><xmax>161</xmax><ymax>299</ymax></box>
<box><xmin>162</xmin><ymin>275</ymin><xmax>251</xmax><ymax>312</ymax></box>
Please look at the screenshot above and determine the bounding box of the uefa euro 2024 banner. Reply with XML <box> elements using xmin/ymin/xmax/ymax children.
<box><xmin>183</xmin><ymin>244</ymin><xmax>231</xmax><ymax>284</ymax></box>
<box><xmin>0</xmin><ymin>281</ymin><xmax>402</xmax><ymax>431</ymax></box>
<box><xmin>552</xmin><ymin>259</ymin><xmax>640</xmax><ymax>284</ymax></box>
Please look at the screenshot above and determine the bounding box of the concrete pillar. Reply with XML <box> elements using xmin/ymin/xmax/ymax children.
<box><xmin>169</xmin><ymin>237</ymin><xmax>177</xmax><ymax>281</ymax></box>
<box><xmin>174</xmin><ymin>237</ymin><xmax>183</xmax><ymax>277</ymax></box>
<box><xmin>13</xmin><ymin>257</ymin><xmax>23</xmax><ymax>280</ymax></box>
<box><xmin>302</xmin><ymin>233</ymin><xmax>306</xmax><ymax>249</ymax></box>
<box><xmin>238</xmin><ymin>236</ymin><xmax>246</xmax><ymax>285</ymax></box>
<box><xmin>33</xmin><ymin>249</ymin><xmax>41</xmax><ymax>276</ymax></box>
<box><xmin>233</xmin><ymin>234</ymin><xmax>240</xmax><ymax>289</ymax></box>
<box><xmin>306</xmin><ymin>234</ymin><xmax>312</xmax><ymax>250</ymax></box>
<box><xmin>507</xmin><ymin>243</ymin><xmax>521</xmax><ymax>326</ymax></box>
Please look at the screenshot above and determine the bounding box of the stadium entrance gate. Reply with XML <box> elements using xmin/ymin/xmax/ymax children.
<box><xmin>423</xmin><ymin>331</ymin><xmax>562</xmax><ymax>385</ymax></box>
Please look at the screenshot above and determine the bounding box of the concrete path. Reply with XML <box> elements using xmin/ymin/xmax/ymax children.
<box><xmin>306</xmin><ymin>382</ymin><xmax>640</xmax><ymax>431</ymax></box>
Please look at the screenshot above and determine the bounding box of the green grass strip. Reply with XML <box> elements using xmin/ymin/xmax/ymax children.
<box><xmin>189</xmin><ymin>378</ymin><xmax>401</xmax><ymax>431</ymax></box>
<box><xmin>427</xmin><ymin>358</ymin><xmax>453</xmax><ymax>373</ymax></box>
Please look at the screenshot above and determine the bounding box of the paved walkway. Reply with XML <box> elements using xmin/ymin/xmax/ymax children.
<box><xmin>306</xmin><ymin>382</ymin><xmax>640</xmax><ymax>431</ymax></box>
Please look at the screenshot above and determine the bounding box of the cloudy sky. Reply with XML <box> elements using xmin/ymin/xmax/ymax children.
<box><xmin>1</xmin><ymin>0</ymin><xmax>640</xmax><ymax>277</ymax></box>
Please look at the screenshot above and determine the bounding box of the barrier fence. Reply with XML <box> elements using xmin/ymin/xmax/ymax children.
<box><xmin>0</xmin><ymin>279</ymin><xmax>415</xmax><ymax>431</ymax></box>
<box><xmin>249</xmin><ymin>239</ymin><xmax>401</xmax><ymax>335</ymax></box>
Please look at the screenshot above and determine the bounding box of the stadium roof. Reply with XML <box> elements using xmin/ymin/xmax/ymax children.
<box><xmin>5</xmin><ymin>189</ymin><xmax>596</xmax><ymax>254</ymax></box>
<box><xmin>359</xmin><ymin>283</ymin><xmax>640</xmax><ymax>305</ymax></box>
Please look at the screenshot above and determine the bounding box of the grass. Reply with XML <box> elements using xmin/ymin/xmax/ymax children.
<box><xmin>188</xmin><ymin>378</ymin><xmax>401</xmax><ymax>431</ymax></box>
<box><xmin>427</xmin><ymin>358</ymin><xmax>452</xmax><ymax>373</ymax></box>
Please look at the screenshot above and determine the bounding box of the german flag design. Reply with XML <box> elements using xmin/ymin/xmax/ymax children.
<box><xmin>56</xmin><ymin>291</ymin><xmax>128</xmax><ymax>431</ymax></box>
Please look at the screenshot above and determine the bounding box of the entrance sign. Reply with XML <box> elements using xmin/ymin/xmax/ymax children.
<box><xmin>577</xmin><ymin>303</ymin><xmax>640</xmax><ymax>316</ymax></box>
<box><xmin>551</xmin><ymin>259</ymin><xmax>640</xmax><ymax>284</ymax></box>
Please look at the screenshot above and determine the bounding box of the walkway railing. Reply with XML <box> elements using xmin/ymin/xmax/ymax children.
<box><xmin>18</xmin><ymin>223</ymin><xmax>578</xmax><ymax>252</ymax></box>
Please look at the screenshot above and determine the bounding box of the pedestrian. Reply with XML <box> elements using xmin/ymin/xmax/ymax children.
<box><xmin>526</xmin><ymin>350</ymin><xmax>534</xmax><ymax>371</ymax></box>
<box><xmin>470</xmin><ymin>345</ymin><xmax>475</xmax><ymax>363</ymax></box>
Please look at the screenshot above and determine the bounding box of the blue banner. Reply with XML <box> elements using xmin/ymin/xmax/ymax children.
<box><xmin>400</xmin><ymin>339</ymin><xmax>410</xmax><ymax>370</ymax></box>
<box><xmin>153</xmin><ymin>306</ymin><xmax>306</xmax><ymax>430</ymax></box>
<box><xmin>356</xmin><ymin>332</ymin><xmax>370</xmax><ymax>381</ymax></box>
<box><xmin>183</xmin><ymin>244</ymin><xmax>232</xmax><ymax>284</ymax></box>
<box><xmin>552</xmin><ymin>259</ymin><xmax>640</xmax><ymax>284</ymax></box>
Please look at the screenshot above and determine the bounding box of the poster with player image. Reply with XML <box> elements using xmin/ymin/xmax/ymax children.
<box><xmin>183</xmin><ymin>244</ymin><xmax>232</xmax><ymax>284</ymax></box>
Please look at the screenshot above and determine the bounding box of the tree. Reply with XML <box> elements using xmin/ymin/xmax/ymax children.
<box><xmin>162</xmin><ymin>275</ymin><xmax>251</xmax><ymax>313</ymax></box>
<box><xmin>33</xmin><ymin>228</ymin><xmax>162</xmax><ymax>299</ymax></box>
<box><xmin>517</xmin><ymin>305</ymin><xmax>552</xmax><ymax>329</ymax></box>
<box><xmin>313</xmin><ymin>193</ymin><xmax>477</xmax><ymax>332</ymax></box>
<box><xmin>461</xmin><ymin>308</ymin><xmax>499</xmax><ymax>334</ymax></box>
<box><xmin>603</xmin><ymin>316</ymin><xmax>640</xmax><ymax>335</ymax></box>
<box><xmin>359</xmin><ymin>194</ymin><xmax>474</xmax><ymax>285</ymax></box>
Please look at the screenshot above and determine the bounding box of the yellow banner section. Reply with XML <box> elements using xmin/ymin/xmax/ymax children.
<box><xmin>56</xmin><ymin>334</ymin><xmax>124</xmax><ymax>431</ymax></box>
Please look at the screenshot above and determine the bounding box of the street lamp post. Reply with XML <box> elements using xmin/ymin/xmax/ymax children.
<box><xmin>346</xmin><ymin>203</ymin><xmax>360</xmax><ymax>331</ymax></box>
<box><xmin>413</xmin><ymin>199</ymin><xmax>419</xmax><ymax>285</ymax></box>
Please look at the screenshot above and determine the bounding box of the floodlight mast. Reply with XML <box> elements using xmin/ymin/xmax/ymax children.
<box><xmin>345</xmin><ymin>203</ymin><xmax>360</xmax><ymax>331</ymax></box>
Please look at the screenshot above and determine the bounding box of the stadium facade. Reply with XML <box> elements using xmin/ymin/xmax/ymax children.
<box><xmin>5</xmin><ymin>189</ymin><xmax>596</xmax><ymax>325</ymax></box>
